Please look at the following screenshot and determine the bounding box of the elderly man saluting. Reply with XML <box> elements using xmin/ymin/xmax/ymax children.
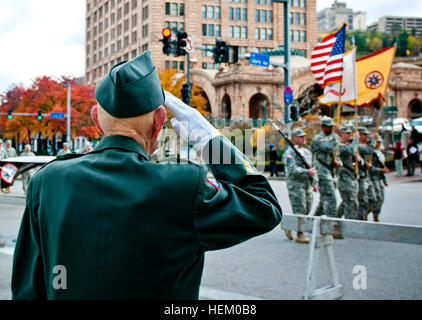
<box><xmin>11</xmin><ymin>52</ymin><xmax>282</xmax><ymax>300</ymax></box>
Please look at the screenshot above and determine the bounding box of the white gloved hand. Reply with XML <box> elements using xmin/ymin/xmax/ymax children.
<box><xmin>164</xmin><ymin>90</ymin><xmax>220</xmax><ymax>149</ymax></box>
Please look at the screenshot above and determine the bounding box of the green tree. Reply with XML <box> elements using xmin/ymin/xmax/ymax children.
<box><xmin>397</xmin><ymin>30</ymin><xmax>409</xmax><ymax>56</ymax></box>
<box><xmin>369</xmin><ymin>37</ymin><xmax>383</xmax><ymax>52</ymax></box>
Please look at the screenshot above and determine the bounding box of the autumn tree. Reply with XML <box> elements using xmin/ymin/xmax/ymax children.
<box><xmin>0</xmin><ymin>77</ymin><xmax>99</xmax><ymax>150</ymax></box>
<box><xmin>158</xmin><ymin>69</ymin><xmax>209</xmax><ymax>116</ymax></box>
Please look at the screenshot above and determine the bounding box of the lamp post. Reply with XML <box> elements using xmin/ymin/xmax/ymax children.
<box><xmin>62</xmin><ymin>83</ymin><xmax>71</xmax><ymax>146</ymax></box>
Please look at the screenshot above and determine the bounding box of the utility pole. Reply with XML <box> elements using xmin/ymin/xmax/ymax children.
<box><xmin>273</xmin><ymin>0</ymin><xmax>291</xmax><ymax>132</ymax></box>
<box><xmin>62</xmin><ymin>83</ymin><xmax>71</xmax><ymax>146</ymax></box>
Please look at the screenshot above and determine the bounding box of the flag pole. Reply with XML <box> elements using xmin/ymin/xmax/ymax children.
<box><xmin>351</xmin><ymin>38</ymin><xmax>359</xmax><ymax>173</ymax></box>
<box><xmin>332</xmin><ymin>24</ymin><xmax>347</xmax><ymax>170</ymax></box>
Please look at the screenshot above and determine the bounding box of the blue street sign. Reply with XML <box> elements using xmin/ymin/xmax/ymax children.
<box><xmin>249</xmin><ymin>52</ymin><xmax>270</xmax><ymax>68</ymax></box>
<box><xmin>50</xmin><ymin>112</ymin><xmax>65</xmax><ymax>119</ymax></box>
<box><xmin>284</xmin><ymin>86</ymin><xmax>293</xmax><ymax>104</ymax></box>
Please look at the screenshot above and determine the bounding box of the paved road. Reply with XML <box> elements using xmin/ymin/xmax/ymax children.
<box><xmin>1</xmin><ymin>178</ymin><xmax>422</xmax><ymax>300</ymax></box>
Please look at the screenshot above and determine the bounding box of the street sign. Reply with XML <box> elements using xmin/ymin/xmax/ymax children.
<box><xmin>50</xmin><ymin>112</ymin><xmax>65</xmax><ymax>119</ymax></box>
<box><xmin>284</xmin><ymin>86</ymin><xmax>293</xmax><ymax>103</ymax></box>
<box><xmin>249</xmin><ymin>52</ymin><xmax>270</xmax><ymax>68</ymax></box>
<box><xmin>385</xmin><ymin>106</ymin><xmax>398</xmax><ymax>113</ymax></box>
<box><xmin>185</xmin><ymin>34</ymin><xmax>195</xmax><ymax>53</ymax></box>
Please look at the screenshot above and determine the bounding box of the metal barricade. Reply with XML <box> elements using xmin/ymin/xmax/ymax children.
<box><xmin>281</xmin><ymin>214</ymin><xmax>422</xmax><ymax>300</ymax></box>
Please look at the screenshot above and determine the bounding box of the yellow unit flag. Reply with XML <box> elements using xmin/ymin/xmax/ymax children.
<box><xmin>354</xmin><ymin>45</ymin><xmax>396</xmax><ymax>107</ymax></box>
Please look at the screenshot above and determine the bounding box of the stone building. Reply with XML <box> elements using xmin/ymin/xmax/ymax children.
<box><xmin>85</xmin><ymin>0</ymin><xmax>318</xmax><ymax>87</ymax></box>
<box><xmin>388</xmin><ymin>63</ymin><xmax>422</xmax><ymax>120</ymax></box>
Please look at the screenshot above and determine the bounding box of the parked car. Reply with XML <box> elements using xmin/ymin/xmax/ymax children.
<box><xmin>379</xmin><ymin>118</ymin><xmax>411</xmax><ymax>133</ymax></box>
<box><xmin>410</xmin><ymin>117</ymin><xmax>422</xmax><ymax>133</ymax></box>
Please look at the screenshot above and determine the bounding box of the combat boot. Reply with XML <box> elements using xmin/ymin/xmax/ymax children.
<box><xmin>284</xmin><ymin>230</ymin><xmax>293</xmax><ymax>240</ymax></box>
<box><xmin>373</xmin><ymin>215</ymin><xmax>379</xmax><ymax>222</ymax></box>
<box><xmin>0</xmin><ymin>241</ymin><xmax>4</xmax><ymax>248</ymax></box>
<box><xmin>295</xmin><ymin>232</ymin><xmax>309</xmax><ymax>244</ymax></box>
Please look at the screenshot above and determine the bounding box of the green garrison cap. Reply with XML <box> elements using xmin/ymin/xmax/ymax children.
<box><xmin>291</xmin><ymin>128</ymin><xmax>306</xmax><ymax>137</ymax></box>
<box><xmin>321</xmin><ymin>116</ymin><xmax>335</xmax><ymax>127</ymax></box>
<box><xmin>95</xmin><ymin>51</ymin><xmax>165</xmax><ymax>118</ymax></box>
<box><xmin>339</xmin><ymin>126</ymin><xmax>353</xmax><ymax>133</ymax></box>
<box><xmin>358</xmin><ymin>127</ymin><xmax>370</xmax><ymax>134</ymax></box>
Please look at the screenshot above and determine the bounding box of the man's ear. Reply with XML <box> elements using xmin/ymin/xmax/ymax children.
<box><xmin>151</xmin><ymin>106</ymin><xmax>166</xmax><ymax>139</ymax></box>
<box><xmin>91</xmin><ymin>105</ymin><xmax>105</xmax><ymax>136</ymax></box>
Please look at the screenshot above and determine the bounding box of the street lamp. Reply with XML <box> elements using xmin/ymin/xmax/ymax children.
<box><xmin>62</xmin><ymin>83</ymin><xmax>71</xmax><ymax>146</ymax></box>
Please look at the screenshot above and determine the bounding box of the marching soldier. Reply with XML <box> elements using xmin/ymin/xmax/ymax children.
<box><xmin>357</xmin><ymin>127</ymin><xmax>377</xmax><ymax>220</ymax></box>
<box><xmin>312</xmin><ymin>116</ymin><xmax>340</xmax><ymax>217</ymax></box>
<box><xmin>337</xmin><ymin>126</ymin><xmax>360</xmax><ymax>219</ymax></box>
<box><xmin>368</xmin><ymin>137</ymin><xmax>389</xmax><ymax>222</ymax></box>
<box><xmin>283</xmin><ymin>128</ymin><xmax>318</xmax><ymax>243</ymax></box>
<box><xmin>11</xmin><ymin>52</ymin><xmax>282</xmax><ymax>299</ymax></box>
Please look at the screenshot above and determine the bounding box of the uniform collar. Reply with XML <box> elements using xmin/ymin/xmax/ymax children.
<box><xmin>93</xmin><ymin>135</ymin><xmax>150</xmax><ymax>161</ymax></box>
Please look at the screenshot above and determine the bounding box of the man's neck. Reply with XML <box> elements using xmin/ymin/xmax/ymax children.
<box><xmin>105</xmin><ymin>131</ymin><xmax>150</xmax><ymax>154</ymax></box>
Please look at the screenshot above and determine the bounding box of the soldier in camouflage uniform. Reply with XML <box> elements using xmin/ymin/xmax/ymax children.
<box><xmin>357</xmin><ymin>127</ymin><xmax>377</xmax><ymax>220</ymax></box>
<box><xmin>284</xmin><ymin>128</ymin><xmax>318</xmax><ymax>243</ymax></box>
<box><xmin>337</xmin><ymin>126</ymin><xmax>360</xmax><ymax>219</ymax></box>
<box><xmin>368</xmin><ymin>137</ymin><xmax>389</xmax><ymax>222</ymax></box>
<box><xmin>312</xmin><ymin>117</ymin><xmax>341</xmax><ymax>217</ymax></box>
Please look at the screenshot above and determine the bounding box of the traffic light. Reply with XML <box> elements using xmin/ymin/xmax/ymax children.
<box><xmin>181</xmin><ymin>83</ymin><xmax>191</xmax><ymax>105</ymax></box>
<box><xmin>37</xmin><ymin>109</ymin><xmax>43</xmax><ymax>120</ymax></box>
<box><xmin>290</xmin><ymin>105</ymin><xmax>299</xmax><ymax>122</ymax></box>
<box><xmin>161</xmin><ymin>28</ymin><xmax>172</xmax><ymax>55</ymax></box>
<box><xmin>176</xmin><ymin>31</ymin><xmax>188</xmax><ymax>56</ymax></box>
<box><xmin>227</xmin><ymin>45</ymin><xmax>239</xmax><ymax>64</ymax></box>
<box><xmin>214</xmin><ymin>40</ymin><xmax>228</xmax><ymax>63</ymax></box>
<box><xmin>7</xmin><ymin>109</ymin><xmax>12</xmax><ymax>120</ymax></box>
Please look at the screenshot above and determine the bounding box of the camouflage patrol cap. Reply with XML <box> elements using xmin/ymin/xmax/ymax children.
<box><xmin>358</xmin><ymin>127</ymin><xmax>370</xmax><ymax>134</ymax></box>
<box><xmin>339</xmin><ymin>126</ymin><xmax>353</xmax><ymax>133</ymax></box>
<box><xmin>291</xmin><ymin>128</ymin><xmax>306</xmax><ymax>137</ymax></box>
<box><xmin>95</xmin><ymin>51</ymin><xmax>165</xmax><ymax>118</ymax></box>
<box><xmin>321</xmin><ymin>116</ymin><xmax>335</xmax><ymax>127</ymax></box>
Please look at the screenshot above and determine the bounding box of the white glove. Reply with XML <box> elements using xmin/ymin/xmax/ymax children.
<box><xmin>164</xmin><ymin>91</ymin><xmax>220</xmax><ymax>149</ymax></box>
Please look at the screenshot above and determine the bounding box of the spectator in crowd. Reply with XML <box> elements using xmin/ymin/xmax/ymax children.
<box><xmin>83</xmin><ymin>142</ymin><xmax>93</xmax><ymax>153</ymax></box>
<box><xmin>57</xmin><ymin>143</ymin><xmax>72</xmax><ymax>156</ymax></box>
<box><xmin>20</xmin><ymin>145</ymin><xmax>36</xmax><ymax>194</ymax></box>
<box><xmin>269</xmin><ymin>144</ymin><xmax>279</xmax><ymax>177</ymax></box>
<box><xmin>406</xmin><ymin>138</ymin><xmax>419</xmax><ymax>177</ymax></box>
<box><xmin>389</xmin><ymin>141</ymin><xmax>404</xmax><ymax>176</ymax></box>
<box><xmin>410</xmin><ymin>126</ymin><xmax>419</xmax><ymax>144</ymax></box>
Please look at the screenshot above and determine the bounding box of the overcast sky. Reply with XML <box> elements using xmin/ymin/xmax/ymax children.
<box><xmin>0</xmin><ymin>0</ymin><xmax>421</xmax><ymax>94</ymax></box>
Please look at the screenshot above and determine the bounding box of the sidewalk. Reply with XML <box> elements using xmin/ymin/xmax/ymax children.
<box><xmin>384</xmin><ymin>171</ymin><xmax>422</xmax><ymax>185</ymax></box>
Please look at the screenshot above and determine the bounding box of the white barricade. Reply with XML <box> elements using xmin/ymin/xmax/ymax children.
<box><xmin>281</xmin><ymin>214</ymin><xmax>422</xmax><ymax>300</ymax></box>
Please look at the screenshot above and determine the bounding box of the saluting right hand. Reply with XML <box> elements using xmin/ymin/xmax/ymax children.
<box><xmin>164</xmin><ymin>91</ymin><xmax>220</xmax><ymax>149</ymax></box>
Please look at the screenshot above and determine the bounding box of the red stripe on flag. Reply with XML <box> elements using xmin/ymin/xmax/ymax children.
<box><xmin>311</xmin><ymin>52</ymin><xmax>331</xmax><ymax>59</ymax></box>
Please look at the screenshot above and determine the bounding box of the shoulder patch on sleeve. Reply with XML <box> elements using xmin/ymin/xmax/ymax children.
<box><xmin>206</xmin><ymin>178</ymin><xmax>220</xmax><ymax>191</ymax></box>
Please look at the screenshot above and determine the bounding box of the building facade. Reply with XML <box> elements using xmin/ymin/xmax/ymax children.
<box><xmin>318</xmin><ymin>0</ymin><xmax>366</xmax><ymax>34</ymax></box>
<box><xmin>85</xmin><ymin>0</ymin><xmax>317</xmax><ymax>87</ymax></box>
<box><xmin>368</xmin><ymin>16</ymin><xmax>422</xmax><ymax>37</ymax></box>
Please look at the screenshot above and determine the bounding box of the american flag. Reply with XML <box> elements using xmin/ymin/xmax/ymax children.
<box><xmin>311</xmin><ymin>24</ymin><xmax>346</xmax><ymax>88</ymax></box>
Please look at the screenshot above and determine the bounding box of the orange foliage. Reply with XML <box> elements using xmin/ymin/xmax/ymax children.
<box><xmin>0</xmin><ymin>77</ymin><xmax>99</xmax><ymax>143</ymax></box>
<box><xmin>158</xmin><ymin>69</ymin><xmax>209</xmax><ymax>116</ymax></box>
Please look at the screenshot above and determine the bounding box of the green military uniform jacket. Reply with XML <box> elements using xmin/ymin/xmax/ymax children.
<box><xmin>338</xmin><ymin>139</ymin><xmax>359</xmax><ymax>180</ymax></box>
<box><xmin>358</xmin><ymin>140</ymin><xmax>375</xmax><ymax>180</ymax></box>
<box><xmin>311</xmin><ymin>132</ymin><xmax>340</xmax><ymax>181</ymax></box>
<box><xmin>11</xmin><ymin>135</ymin><xmax>282</xmax><ymax>300</ymax></box>
<box><xmin>283</xmin><ymin>146</ymin><xmax>317</xmax><ymax>187</ymax></box>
